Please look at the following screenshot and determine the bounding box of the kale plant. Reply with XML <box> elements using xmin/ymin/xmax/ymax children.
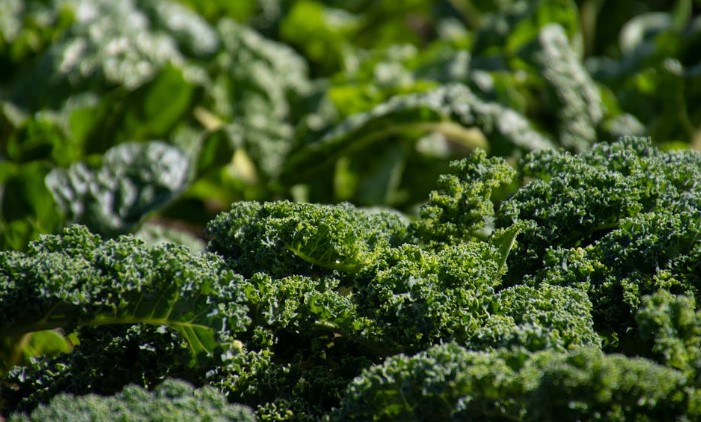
<box><xmin>2</xmin><ymin>0</ymin><xmax>701</xmax><ymax>420</ymax></box>
<box><xmin>10</xmin><ymin>379</ymin><xmax>255</xmax><ymax>422</ymax></box>
<box><xmin>3</xmin><ymin>138</ymin><xmax>699</xmax><ymax>420</ymax></box>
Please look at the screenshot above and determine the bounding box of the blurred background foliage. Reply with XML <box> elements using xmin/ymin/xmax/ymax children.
<box><xmin>1</xmin><ymin>0</ymin><xmax>700</xmax><ymax>250</ymax></box>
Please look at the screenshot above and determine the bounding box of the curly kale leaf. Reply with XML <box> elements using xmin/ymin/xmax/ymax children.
<box><xmin>209</xmin><ymin>274</ymin><xmax>379</xmax><ymax>420</ymax></box>
<box><xmin>635</xmin><ymin>289</ymin><xmax>701</xmax><ymax>376</ymax></box>
<box><xmin>45</xmin><ymin>141</ymin><xmax>190</xmax><ymax>237</ymax></box>
<box><xmin>9</xmin><ymin>378</ymin><xmax>255</xmax><ymax>422</ymax></box>
<box><xmin>335</xmin><ymin>343</ymin><xmax>525</xmax><ymax>421</ymax></box>
<box><xmin>205</xmin><ymin>171</ymin><xmax>566</xmax><ymax>356</ymax></box>
<box><xmin>499</xmin><ymin>137</ymin><xmax>701</xmax><ymax>278</ymax></box>
<box><xmin>471</xmin><ymin>284</ymin><xmax>601</xmax><ymax>352</ymax></box>
<box><xmin>211</xmin><ymin>342</ymin><xmax>374</xmax><ymax>421</ymax></box>
<box><xmin>334</xmin><ymin>344</ymin><xmax>695</xmax><ymax>421</ymax></box>
<box><xmin>355</xmin><ymin>243</ymin><xmax>598</xmax><ymax>354</ymax></box>
<box><xmin>200</xmin><ymin>194</ymin><xmax>591</xmax><ymax>416</ymax></box>
<box><xmin>135</xmin><ymin>223</ymin><xmax>205</xmax><ymax>252</ymax></box>
<box><xmin>409</xmin><ymin>148</ymin><xmax>517</xmax><ymax>244</ymax></box>
<box><xmin>526</xmin><ymin>347</ymin><xmax>694</xmax><ymax>421</ymax></box>
<box><xmin>0</xmin><ymin>225</ymin><xmax>249</xmax><ymax>361</ymax></box>
<box><xmin>206</xmin><ymin>201</ymin><xmax>408</xmax><ymax>276</ymax></box>
<box><xmin>353</xmin><ymin>243</ymin><xmax>503</xmax><ymax>353</ymax></box>
<box><xmin>205</xmin><ymin>241</ymin><xmax>539</xmax><ymax>417</ymax></box>
<box><xmin>498</xmin><ymin>137</ymin><xmax>701</xmax><ymax>348</ymax></box>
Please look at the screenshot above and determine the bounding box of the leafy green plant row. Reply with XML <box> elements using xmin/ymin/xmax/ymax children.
<box><xmin>2</xmin><ymin>138</ymin><xmax>701</xmax><ymax>420</ymax></box>
<box><xmin>2</xmin><ymin>0</ymin><xmax>701</xmax><ymax>250</ymax></box>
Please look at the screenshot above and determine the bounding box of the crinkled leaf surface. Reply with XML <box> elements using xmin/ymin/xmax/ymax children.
<box><xmin>522</xmin><ymin>24</ymin><xmax>603</xmax><ymax>151</ymax></box>
<box><xmin>0</xmin><ymin>225</ymin><xmax>249</xmax><ymax>366</ymax></box>
<box><xmin>46</xmin><ymin>141</ymin><xmax>190</xmax><ymax>237</ymax></box>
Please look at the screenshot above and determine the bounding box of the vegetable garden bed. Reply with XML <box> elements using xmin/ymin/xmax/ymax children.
<box><xmin>1</xmin><ymin>1</ymin><xmax>701</xmax><ymax>420</ymax></box>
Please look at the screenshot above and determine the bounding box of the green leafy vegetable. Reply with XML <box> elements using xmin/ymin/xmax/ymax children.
<box><xmin>284</xmin><ymin>83</ymin><xmax>553</xmax><ymax>184</ymax></box>
<box><xmin>9</xmin><ymin>379</ymin><xmax>255</xmax><ymax>422</ymax></box>
<box><xmin>0</xmin><ymin>225</ymin><xmax>249</xmax><ymax>374</ymax></box>
<box><xmin>46</xmin><ymin>142</ymin><xmax>190</xmax><ymax>237</ymax></box>
<box><xmin>497</xmin><ymin>137</ymin><xmax>701</xmax><ymax>346</ymax></box>
<box><xmin>523</xmin><ymin>24</ymin><xmax>603</xmax><ymax>151</ymax></box>
<box><xmin>408</xmin><ymin>148</ymin><xmax>517</xmax><ymax>244</ymax></box>
<box><xmin>3</xmin><ymin>2</ymin><xmax>701</xmax><ymax>420</ymax></box>
<box><xmin>636</xmin><ymin>289</ymin><xmax>701</xmax><ymax>376</ymax></box>
<box><xmin>0</xmin><ymin>161</ymin><xmax>61</xmax><ymax>250</ymax></box>
<box><xmin>11</xmin><ymin>0</ymin><xmax>186</xmax><ymax>109</ymax></box>
<box><xmin>3</xmin><ymin>139</ymin><xmax>701</xmax><ymax>420</ymax></box>
<box><xmin>206</xmin><ymin>201</ymin><xmax>407</xmax><ymax>276</ymax></box>
<box><xmin>209</xmin><ymin>18</ymin><xmax>312</xmax><ymax>181</ymax></box>
<box><xmin>335</xmin><ymin>344</ymin><xmax>695</xmax><ymax>421</ymax></box>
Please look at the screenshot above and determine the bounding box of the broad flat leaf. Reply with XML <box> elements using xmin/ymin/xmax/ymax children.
<box><xmin>490</xmin><ymin>224</ymin><xmax>524</xmax><ymax>273</ymax></box>
<box><xmin>210</xmin><ymin>19</ymin><xmax>311</xmax><ymax>179</ymax></box>
<box><xmin>121</xmin><ymin>66</ymin><xmax>196</xmax><ymax>140</ymax></box>
<box><xmin>280</xmin><ymin>0</ymin><xmax>359</xmax><ymax>75</ymax></box>
<box><xmin>195</xmin><ymin>129</ymin><xmax>236</xmax><ymax>177</ymax></box>
<box><xmin>136</xmin><ymin>0</ymin><xmax>220</xmax><ymax>58</ymax></box>
<box><xmin>473</xmin><ymin>0</ymin><xmax>582</xmax><ymax>58</ymax></box>
<box><xmin>0</xmin><ymin>330</ymin><xmax>73</xmax><ymax>376</ymax></box>
<box><xmin>11</xmin><ymin>0</ymin><xmax>185</xmax><ymax>111</ymax></box>
<box><xmin>0</xmin><ymin>161</ymin><xmax>61</xmax><ymax>250</ymax></box>
<box><xmin>282</xmin><ymin>84</ymin><xmax>553</xmax><ymax>183</ymax></box>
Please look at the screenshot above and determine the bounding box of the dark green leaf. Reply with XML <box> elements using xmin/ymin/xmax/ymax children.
<box><xmin>46</xmin><ymin>141</ymin><xmax>190</xmax><ymax>237</ymax></box>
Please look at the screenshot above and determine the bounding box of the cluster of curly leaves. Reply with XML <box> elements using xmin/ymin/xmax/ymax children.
<box><xmin>1</xmin><ymin>138</ymin><xmax>700</xmax><ymax>420</ymax></box>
